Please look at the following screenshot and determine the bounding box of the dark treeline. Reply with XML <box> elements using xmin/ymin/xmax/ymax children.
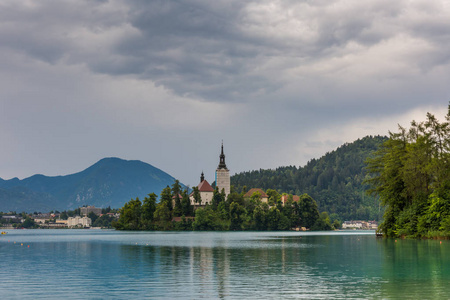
<box><xmin>366</xmin><ymin>106</ymin><xmax>450</xmax><ymax>238</ymax></box>
<box><xmin>231</xmin><ymin>136</ymin><xmax>387</xmax><ymax>221</ymax></box>
<box><xmin>112</xmin><ymin>180</ymin><xmax>338</xmax><ymax>231</ymax></box>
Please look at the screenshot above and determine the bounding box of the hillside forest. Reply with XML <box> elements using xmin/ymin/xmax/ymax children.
<box><xmin>231</xmin><ymin>136</ymin><xmax>387</xmax><ymax>221</ymax></box>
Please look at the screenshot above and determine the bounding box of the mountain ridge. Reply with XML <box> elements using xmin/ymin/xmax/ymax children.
<box><xmin>0</xmin><ymin>157</ymin><xmax>180</xmax><ymax>212</ymax></box>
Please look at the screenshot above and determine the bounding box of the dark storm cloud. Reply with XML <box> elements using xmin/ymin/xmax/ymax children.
<box><xmin>1</xmin><ymin>0</ymin><xmax>449</xmax><ymax>105</ymax></box>
<box><xmin>1</xmin><ymin>0</ymin><xmax>450</xmax><ymax>185</ymax></box>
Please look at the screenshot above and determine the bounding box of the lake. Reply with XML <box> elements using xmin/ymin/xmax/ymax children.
<box><xmin>1</xmin><ymin>230</ymin><xmax>449</xmax><ymax>299</ymax></box>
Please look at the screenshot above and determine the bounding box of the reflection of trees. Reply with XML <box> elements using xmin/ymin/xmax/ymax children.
<box><xmin>378</xmin><ymin>239</ymin><xmax>450</xmax><ymax>298</ymax></box>
<box><xmin>116</xmin><ymin>234</ymin><xmax>450</xmax><ymax>298</ymax></box>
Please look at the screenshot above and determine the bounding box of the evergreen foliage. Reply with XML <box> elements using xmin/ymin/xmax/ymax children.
<box><xmin>366</xmin><ymin>106</ymin><xmax>450</xmax><ymax>238</ymax></box>
<box><xmin>231</xmin><ymin>136</ymin><xmax>387</xmax><ymax>221</ymax></box>
<box><xmin>113</xmin><ymin>185</ymin><xmax>333</xmax><ymax>231</ymax></box>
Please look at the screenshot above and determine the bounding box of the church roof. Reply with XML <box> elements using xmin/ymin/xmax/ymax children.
<box><xmin>244</xmin><ymin>188</ymin><xmax>268</xmax><ymax>198</ymax></box>
<box><xmin>198</xmin><ymin>179</ymin><xmax>214</xmax><ymax>192</ymax></box>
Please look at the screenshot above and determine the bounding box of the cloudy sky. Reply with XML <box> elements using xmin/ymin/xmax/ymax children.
<box><xmin>1</xmin><ymin>0</ymin><xmax>449</xmax><ymax>186</ymax></box>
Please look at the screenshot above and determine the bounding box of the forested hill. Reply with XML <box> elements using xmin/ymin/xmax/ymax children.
<box><xmin>0</xmin><ymin>157</ymin><xmax>180</xmax><ymax>213</ymax></box>
<box><xmin>231</xmin><ymin>135</ymin><xmax>387</xmax><ymax>221</ymax></box>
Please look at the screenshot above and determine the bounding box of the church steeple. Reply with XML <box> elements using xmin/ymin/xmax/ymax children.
<box><xmin>200</xmin><ymin>171</ymin><xmax>205</xmax><ymax>182</ymax></box>
<box><xmin>218</xmin><ymin>141</ymin><xmax>227</xmax><ymax>169</ymax></box>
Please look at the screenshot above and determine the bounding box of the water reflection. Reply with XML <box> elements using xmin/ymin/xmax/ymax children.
<box><xmin>2</xmin><ymin>231</ymin><xmax>450</xmax><ymax>299</ymax></box>
<box><xmin>377</xmin><ymin>238</ymin><xmax>450</xmax><ymax>298</ymax></box>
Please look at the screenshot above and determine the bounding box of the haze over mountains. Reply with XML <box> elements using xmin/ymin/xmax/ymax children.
<box><xmin>1</xmin><ymin>136</ymin><xmax>386</xmax><ymax>218</ymax></box>
<box><xmin>0</xmin><ymin>158</ymin><xmax>179</xmax><ymax>213</ymax></box>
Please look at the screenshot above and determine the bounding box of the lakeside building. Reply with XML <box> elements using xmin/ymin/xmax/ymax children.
<box><xmin>244</xmin><ymin>188</ymin><xmax>269</xmax><ymax>203</ymax></box>
<box><xmin>189</xmin><ymin>173</ymin><xmax>214</xmax><ymax>207</ymax></box>
<box><xmin>190</xmin><ymin>143</ymin><xmax>230</xmax><ymax>208</ymax></box>
<box><xmin>280</xmin><ymin>194</ymin><xmax>300</xmax><ymax>206</ymax></box>
<box><xmin>67</xmin><ymin>216</ymin><xmax>92</xmax><ymax>228</ymax></box>
<box><xmin>1</xmin><ymin>215</ymin><xmax>23</xmax><ymax>223</ymax></box>
<box><xmin>80</xmin><ymin>206</ymin><xmax>102</xmax><ymax>216</ymax></box>
<box><xmin>342</xmin><ymin>220</ymin><xmax>378</xmax><ymax>230</ymax></box>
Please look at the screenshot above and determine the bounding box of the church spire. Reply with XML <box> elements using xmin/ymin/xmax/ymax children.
<box><xmin>200</xmin><ymin>171</ymin><xmax>205</xmax><ymax>182</ymax></box>
<box><xmin>218</xmin><ymin>141</ymin><xmax>227</xmax><ymax>169</ymax></box>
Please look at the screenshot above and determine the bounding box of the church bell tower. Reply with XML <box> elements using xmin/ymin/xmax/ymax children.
<box><xmin>215</xmin><ymin>142</ymin><xmax>230</xmax><ymax>198</ymax></box>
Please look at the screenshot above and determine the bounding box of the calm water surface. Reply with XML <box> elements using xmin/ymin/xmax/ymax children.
<box><xmin>1</xmin><ymin>230</ymin><xmax>449</xmax><ymax>299</ymax></box>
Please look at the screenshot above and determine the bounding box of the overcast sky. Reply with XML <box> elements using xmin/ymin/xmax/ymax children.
<box><xmin>1</xmin><ymin>0</ymin><xmax>449</xmax><ymax>187</ymax></box>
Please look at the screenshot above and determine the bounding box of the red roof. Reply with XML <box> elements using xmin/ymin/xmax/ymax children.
<box><xmin>198</xmin><ymin>180</ymin><xmax>214</xmax><ymax>192</ymax></box>
<box><xmin>244</xmin><ymin>188</ymin><xmax>268</xmax><ymax>198</ymax></box>
<box><xmin>281</xmin><ymin>195</ymin><xmax>300</xmax><ymax>202</ymax></box>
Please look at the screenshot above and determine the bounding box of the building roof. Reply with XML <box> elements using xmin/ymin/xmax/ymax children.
<box><xmin>281</xmin><ymin>194</ymin><xmax>300</xmax><ymax>202</ymax></box>
<box><xmin>198</xmin><ymin>179</ymin><xmax>214</xmax><ymax>192</ymax></box>
<box><xmin>244</xmin><ymin>188</ymin><xmax>268</xmax><ymax>198</ymax></box>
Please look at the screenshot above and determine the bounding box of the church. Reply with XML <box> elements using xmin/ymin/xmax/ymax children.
<box><xmin>189</xmin><ymin>143</ymin><xmax>230</xmax><ymax>207</ymax></box>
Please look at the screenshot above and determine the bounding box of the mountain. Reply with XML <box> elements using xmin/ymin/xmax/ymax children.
<box><xmin>0</xmin><ymin>157</ymin><xmax>180</xmax><ymax>213</ymax></box>
<box><xmin>231</xmin><ymin>135</ymin><xmax>387</xmax><ymax>221</ymax></box>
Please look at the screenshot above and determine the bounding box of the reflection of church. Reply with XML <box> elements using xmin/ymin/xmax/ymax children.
<box><xmin>190</xmin><ymin>143</ymin><xmax>230</xmax><ymax>207</ymax></box>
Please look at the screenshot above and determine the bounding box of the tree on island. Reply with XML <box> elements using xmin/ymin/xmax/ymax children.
<box><xmin>113</xmin><ymin>173</ymin><xmax>336</xmax><ymax>231</ymax></box>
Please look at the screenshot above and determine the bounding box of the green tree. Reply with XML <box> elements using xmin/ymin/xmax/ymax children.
<box><xmin>22</xmin><ymin>216</ymin><xmax>36</xmax><ymax>229</ymax></box>
<box><xmin>87</xmin><ymin>211</ymin><xmax>98</xmax><ymax>224</ymax></box>
<box><xmin>253</xmin><ymin>205</ymin><xmax>267</xmax><ymax>230</ymax></box>
<box><xmin>172</xmin><ymin>180</ymin><xmax>183</xmax><ymax>217</ymax></box>
<box><xmin>113</xmin><ymin>197</ymin><xmax>142</xmax><ymax>230</ymax></box>
<box><xmin>160</xmin><ymin>186</ymin><xmax>173</xmax><ymax>211</ymax></box>
<box><xmin>266</xmin><ymin>189</ymin><xmax>280</xmax><ymax>206</ymax></box>
<box><xmin>267</xmin><ymin>207</ymin><xmax>281</xmax><ymax>231</ymax></box>
<box><xmin>193</xmin><ymin>208</ymin><xmax>216</xmax><ymax>231</ymax></box>
<box><xmin>298</xmin><ymin>194</ymin><xmax>320</xmax><ymax>229</ymax></box>
<box><xmin>60</xmin><ymin>211</ymin><xmax>68</xmax><ymax>220</ymax></box>
<box><xmin>141</xmin><ymin>193</ymin><xmax>157</xmax><ymax>229</ymax></box>
<box><xmin>212</xmin><ymin>187</ymin><xmax>224</xmax><ymax>210</ymax></box>
<box><xmin>229</xmin><ymin>202</ymin><xmax>246</xmax><ymax>230</ymax></box>
<box><xmin>192</xmin><ymin>186</ymin><xmax>201</xmax><ymax>209</ymax></box>
<box><xmin>181</xmin><ymin>189</ymin><xmax>193</xmax><ymax>216</ymax></box>
<box><xmin>153</xmin><ymin>202</ymin><xmax>172</xmax><ymax>230</ymax></box>
<box><xmin>366</xmin><ymin>106</ymin><xmax>450</xmax><ymax>238</ymax></box>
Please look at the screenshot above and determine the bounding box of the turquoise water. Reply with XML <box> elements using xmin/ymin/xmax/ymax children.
<box><xmin>1</xmin><ymin>230</ymin><xmax>449</xmax><ymax>299</ymax></box>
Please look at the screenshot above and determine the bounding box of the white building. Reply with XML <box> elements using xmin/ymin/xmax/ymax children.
<box><xmin>190</xmin><ymin>143</ymin><xmax>231</xmax><ymax>207</ymax></box>
<box><xmin>190</xmin><ymin>172</ymin><xmax>214</xmax><ymax>207</ymax></box>
<box><xmin>67</xmin><ymin>216</ymin><xmax>92</xmax><ymax>228</ymax></box>
<box><xmin>215</xmin><ymin>143</ymin><xmax>230</xmax><ymax>198</ymax></box>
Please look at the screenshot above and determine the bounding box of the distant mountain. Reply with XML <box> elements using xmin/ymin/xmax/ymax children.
<box><xmin>0</xmin><ymin>157</ymin><xmax>180</xmax><ymax>213</ymax></box>
<box><xmin>231</xmin><ymin>136</ymin><xmax>387</xmax><ymax>221</ymax></box>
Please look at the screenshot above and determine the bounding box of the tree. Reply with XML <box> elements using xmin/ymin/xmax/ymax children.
<box><xmin>312</xmin><ymin>212</ymin><xmax>333</xmax><ymax>231</ymax></box>
<box><xmin>172</xmin><ymin>180</ymin><xmax>183</xmax><ymax>217</ymax></box>
<box><xmin>267</xmin><ymin>207</ymin><xmax>281</xmax><ymax>231</ymax></box>
<box><xmin>88</xmin><ymin>212</ymin><xmax>98</xmax><ymax>224</ymax></box>
<box><xmin>212</xmin><ymin>187</ymin><xmax>224</xmax><ymax>210</ymax></box>
<box><xmin>266</xmin><ymin>189</ymin><xmax>280</xmax><ymax>206</ymax></box>
<box><xmin>22</xmin><ymin>217</ymin><xmax>36</xmax><ymax>229</ymax></box>
<box><xmin>192</xmin><ymin>186</ymin><xmax>201</xmax><ymax>209</ymax></box>
<box><xmin>60</xmin><ymin>211</ymin><xmax>68</xmax><ymax>220</ymax></box>
<box><xmin>193</xmin><ymin>208</ymin><xmax>216</xmax><ymax>231</ymax></box>
<box><xmin>229</xmin><ymin>202</ymin><xmax>246</xmax><ymax>230</ymax></box>
<box><xmin>253</xmin><ymin>206</ymin><xmax>267</xmax><ymax>230</ymax></box>
<box><xmin>153</xmin><ymin>202</ymin><xmax>172</xmax><ymax>230</ymax></box>
<box><xmin>298</xmin><ymin>194</ymin><xmax>320</xmax><ymax>229</ymax></box>
<box><xmin>181</xmin><ymin>189</ymin><xmax>193</xmax><ymax>216</ymax></box>
<box><xmin>113</xmin><ymin>197</ymin><xmax>142</xmax><ymax>230</ymax></box>
<box><xmin>160</xmin><ymin>186</ymin><xmax>173</xmax><ymax>211</ymax></box>
<box><xmin>141</xmin><ymin>193</ymin><xmax>157</xmax><ymax>229</ymax></box>
<box><xmin>366</xmin><ymin>105</ymin><xmax>450</xmax><ymax>238</ymax></box>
